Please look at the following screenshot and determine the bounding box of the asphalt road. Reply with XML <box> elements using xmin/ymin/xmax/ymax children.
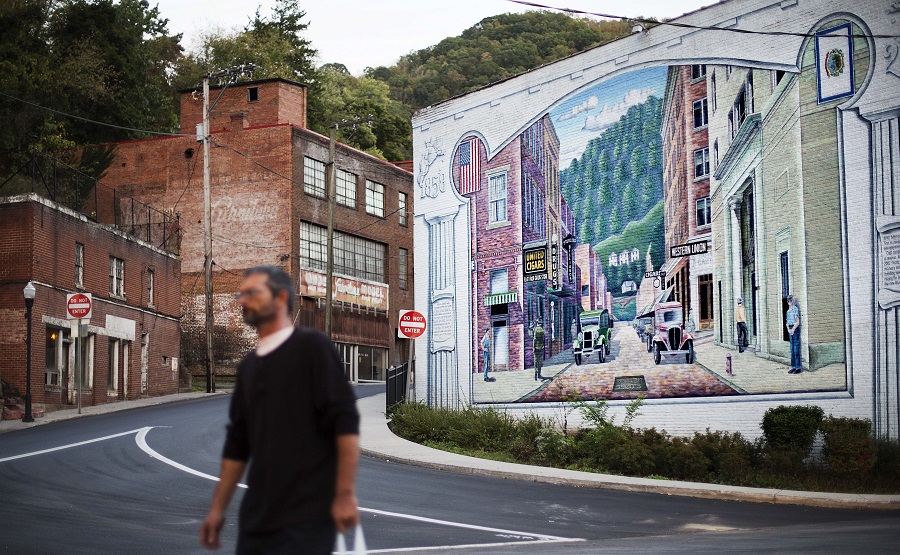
<box><xmin>1</xmin><ymin>386</ymin><xmax>897</xmax><ymax>554</ymax></box>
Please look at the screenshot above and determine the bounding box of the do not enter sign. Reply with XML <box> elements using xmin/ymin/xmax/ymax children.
<box><xmin>398</xmin><ymin>310</ymin><xmax>426</xmax><ymax>339</ymax></box>
<box><xmin>67</xmin><ymin>292</ymin><xmax>92</xmax><ymax>320</ymax></box>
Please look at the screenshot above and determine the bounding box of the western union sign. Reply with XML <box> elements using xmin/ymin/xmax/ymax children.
<box><xmin>523</xmin><ymin>246</ymin><xmax>548</xmax><ymax>282</ymax></box>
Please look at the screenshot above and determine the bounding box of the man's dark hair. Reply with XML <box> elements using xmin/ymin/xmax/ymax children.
<box><xmin>244</xmin><ymin>265</ymin><xmax>295</xmax><ymax>313</ymax></box>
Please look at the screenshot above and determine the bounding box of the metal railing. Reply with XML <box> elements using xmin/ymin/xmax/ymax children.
<box><xmin>1</xmin><ymin>149</ymin><xmax>181</xmax><ymax>254</ymax></box>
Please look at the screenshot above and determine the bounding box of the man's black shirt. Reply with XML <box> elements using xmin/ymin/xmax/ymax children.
<box><xmin>222</xmin><ymin>327</ymin><xmax>360</xmax><ymax>533</ymax></box>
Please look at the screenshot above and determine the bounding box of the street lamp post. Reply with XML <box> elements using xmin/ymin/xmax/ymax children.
<box><xmin>23</xmin><ymin>281</ymin><xmax>35</xmax><ymax>423</ymax></box>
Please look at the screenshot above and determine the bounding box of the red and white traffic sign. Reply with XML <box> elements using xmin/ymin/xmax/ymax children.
<box><xmin>66</xmin><ymin>292</ymin><xmax>92</xmax><ymax>320</ymax></box>
<box><xmin>398</xmin><ymin>310</ymin><xmax>426</xmax><ymax>339</ymax></box>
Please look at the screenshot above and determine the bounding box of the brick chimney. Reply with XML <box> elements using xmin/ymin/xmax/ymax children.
<box><xmin>178</xmin><ymin>78</ymin><xmax>308</xmax><ymax>134</ymax></box>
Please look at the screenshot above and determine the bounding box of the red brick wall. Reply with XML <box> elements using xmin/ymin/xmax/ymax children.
<box><xmin>178</xmin><ymin>79</ymin><xmax>307</xmax><ymax>134</ymax></box>
<box><xmin>0</xmin><ymin>196</ymin><xmax>182</xmax><ymax>411</ymax></box>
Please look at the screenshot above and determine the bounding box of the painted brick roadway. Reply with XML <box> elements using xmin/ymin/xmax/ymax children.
<box><xmin>473</xmin><ymin>326</ymin><xmax>846</xmax><ymax>404</ymax></box>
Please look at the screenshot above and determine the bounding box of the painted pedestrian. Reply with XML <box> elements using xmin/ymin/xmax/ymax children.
<box><xmin>735</xmin><ymin>298</ymin><xmax>748</xmax><ymax>353</ymax></box>
<box><xmin>532</xmin><ymin>320</ymin><xmax>547</xmax><ymax>381</ymax></box>
<box><xmin>786</xmin><ymin>295</ymin><xmax>802</xmax><ymax>374</ymax></box>
<box><xmin>481</xmin><ymin>328</ymin><xmax>495</xmax><ymax>382</ymax></box>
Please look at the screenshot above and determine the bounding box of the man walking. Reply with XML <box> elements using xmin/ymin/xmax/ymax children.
<box><xmin>735</xmin><ymin>298</ymin><xmax>748</xmax><ymax>353</ymax></box>
<box><xmin>200</xmin><ymin>266</ymin><xmax>360</xmax><ymax>554</ymax></box>
<box><xmin>786</xmin><ymin>295</ymin><xmax>802</xmax><ymax>374</ymax></box>
<box><xmin>532</xmin><ymin>320</ymin><xmax>546</xmax><ymax>381</ymax></box>
<box><xmin>481</xmin><ymin>327</ymin><xmax>495</xmax><ymax>382</ymax></box>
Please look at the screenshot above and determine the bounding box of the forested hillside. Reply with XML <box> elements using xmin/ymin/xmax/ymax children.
<box><xmin>367</xmin><ymin>12</ymin><xmax>634</xmax><ymax>111</ymax></box>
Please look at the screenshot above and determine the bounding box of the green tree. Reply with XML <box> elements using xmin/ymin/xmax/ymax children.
<box><xmin>609</xmin><ymin>205</ymin><xmax>622</xmax><ymax>235</ymax></box>
<box><xmin>622</xmin><ymin>181</ymin><xmax>638</xmax><ymax>221</ymax></box>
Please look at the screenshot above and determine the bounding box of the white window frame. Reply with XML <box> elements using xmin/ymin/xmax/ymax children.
<box><xmin>696</xmin><ymin>197</ymin><xmax>712</xmax><ymax>228</ymax></box>
<box><xmin>336</xmin><ymin>169</ymin><xmax>357</xmax><ymax>208</ymax></box>
<box><xmin>75</xmin><ymin>242</ymin><xmax>84</xmax><ymax>288</ymax></box>
<box><xmin>147</xmin><ymin>269</ymin><xmax>155</xmax><ymax>307</ymax></box>
<box><xmin>694</xmin><ymin>147</ymin><xmax>710</xmax><ymax>179</ymax></box>
<box><xmin>399</xmin><ymin>247</ymin><xmax>408</xmax><ymax>289</ymax></box>
<box><xmin>303</xmin><ymin>156</ymin><xmax>326</xmax><ymax>198</ymax></box>
<box><xmin>692</xmin><ymin>98</ymin><xmax>708</xmax><ymax>129</ymax></box>
<box><xmin>365</xmin><ymin>180</ymin><xmax>385</xmax><ymax>217</ymax></box>
<box><xmin>398</xmin><ymin>192</ymin><xmax>408</xmax><ymax>226</ymax></box>
<box><xmin>488</xmin><ymin>171</ymin><xmax>508</xmax><ymax>224</ymax></box>
<box><xmin>691</xmin><ymin>64</ymin><xmax>706</xmax><ymax>80</ymax></box>
<box><xmin>110</xmin><ymin>256</ymin><xmax>125</xmax><ymax>297</ymax></box>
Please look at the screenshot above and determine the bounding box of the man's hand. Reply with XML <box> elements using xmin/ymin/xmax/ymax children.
<box><xmin>332</xmin><ymin>491</ymin><xmax>359</xmax><ymax>532</ymax></box>
<box><xmin>199</xmin><ymin>509</ymin><xmax>225</xmax><ymax>550</ymax></box>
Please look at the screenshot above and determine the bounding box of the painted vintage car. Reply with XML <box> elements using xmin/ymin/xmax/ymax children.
<box><xmin>572</xmin><ymin>308</ymin><xmax>612</xmax><ymax>365</ymax></box>
<box><xmin>650</xmin><ymin>301</ymin><xmax>695</xmax><ymax>364</ymax></box>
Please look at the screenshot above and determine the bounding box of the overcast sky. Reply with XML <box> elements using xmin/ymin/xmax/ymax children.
<box><xmin>151</xmin><ymin>0</ymin><xmax>716</xmax><ymax>75</ymax></box>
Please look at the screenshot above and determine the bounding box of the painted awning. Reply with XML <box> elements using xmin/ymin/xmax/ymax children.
<box><xmin>484</xmin><ymin>290</ymin><xmax>518</xmax><ymax>306</ymax></box>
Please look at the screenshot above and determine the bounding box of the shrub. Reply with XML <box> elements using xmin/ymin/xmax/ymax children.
<box><xmin>598</xmin><ymin>428</ymin><xmax>655</xmax><ymax>476</ymax></box>
<box><xmin>448</xmin><ymin>407</ymin><xmax>516</xmax><ymax>451</ymax></box>
<box><xmin>388</xmin><ymin>402</ymin><xmax>454</xmax><ymax>443</ymax></box>
<box><xmin>820</xmin><ymin>416</ymin><xmax>876</xmax><ymax>477</ymax></box>
<box><xmin>691</xmin><ymin>429</ymin><xmax>754</xmax><ymax>483</ymax></box>
<box><xmin>761</xmin><ymin>405</ymin><xmax>824</xmax><ymax>468</ymax></box>
<box><xmin>662</xmin><ymin>437</ymin><xmax>712</xmax><ymax>481</ymax></box>
<box><xmin>875</xmin><ymin>438</ymin><xmax>900</xmax><ymax>481</ymax></box>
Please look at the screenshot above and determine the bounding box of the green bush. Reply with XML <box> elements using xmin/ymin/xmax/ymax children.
<box><xmin>690</xmin><ymin>430</ymin><xmax>754</xmax><ymax>483</ymax></box>
<box><xmin>388</xmin><ymin>402</ymin><xmax>454</xmax><ymax>443</ymax></box>
<box><xmin>447</xmin><ymin>407</ymin><xmax>517</xmax><ymax>451</ymax></box>
<box><xmin>875</xmin><ymin>438</ymin><xmax>900</xmax><ymax>481</ymax></box>
<box><xmin>820</xmin><ymin>416</ymin><xmax>876</xmax><ymax>477</ymax></box>
<box><xmin>761</xmin><ymin>405</ymin><xmax>824</xmax><ymax>468</ymax></box>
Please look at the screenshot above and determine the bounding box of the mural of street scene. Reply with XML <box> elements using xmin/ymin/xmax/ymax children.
<box><xmin>450</xmin><ymin>41</ymin><xmax>861</xmax><ymax>402</ymax></box>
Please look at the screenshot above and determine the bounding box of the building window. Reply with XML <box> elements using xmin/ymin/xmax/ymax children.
<box><xmin>696</xmin><ymin>197</ymin><xmax>711</xmax><ymax>227</ymax></box>
<box><xmin>490</xmin><ymin>268</ymin><xmax>509</xmax><ymax>294</ymax></box>
<box><xmin>75</xmin><ymin>242</ymin><xmax>84</xmax><ymax>288</ymax></box>
<box><xmin>109</xmin><ymin>256</ymin><xmax>124</xmax><ymax>297</ymax></box>
<box><xmin>694</xmin><ymin>148</ymin><xmax>710</xmax><ymax>178</ymax></box>
<box><xmin>725</xmin><ymin>65</ymin><xmax>733</xmax><ymax>78</ymax></box>
<box><xmin>399</xmin><ymin>248</ymin><xmax>408</xmax><ymax>289</ymax></box>
<box><xmin>710</xmin><ymin>73</ymin><xmax>717</xmax><ymax>112</ymax></box>
<box><xmin>300</xmin><ymin>221</ymin><xmax>386</xmax><ymax>283</ymax></box>
<box><xmin>365</xmin><ymin>180</ymin><xmax>385</xmax><ymax>217</ymax></box>
<box><xmin>336</xmin><ymin>169</ymin><xmax>356</xmax><ymax>208</ymax></box>
<box><xmin>398</xmin><ymin>192</ymin><xmax>408</xmax><ymax>226</ymax></box>
<box><xmin>692</xmin><ymin>98</ymin><xmax>708</xmax><ymax>129</ymax></box>
<box><xmin>714</xmin><ymin>140</ymin><xmax>719</xmax><ymax>171</ymax></box>
<box><xmin>773</xmin><ymin>69</ymin><xmax>786</xmax><ymax>88</ymax></box>
<box><xmin>488</xmin><ymin>172</ymin><xmax>508</xmax><ymax>223</ymax></box>
<box><xmin>303</xmin><ymin>157</ymin><xmax>326</xmax><ymax>198</ymax></box>
<box><xmin>147</xmin><ymin>269</ymin><xmax>155</xmax><ymax>307</ymax></box>
<box><xmin>248</xmin><ymin>87</ymin><xmax>258</xmax><ymax>102</ymax></box>
<box><xmin>691</xmin><ymin>64</ymin><xmax>706</xmax><ymax>80</ymax></box>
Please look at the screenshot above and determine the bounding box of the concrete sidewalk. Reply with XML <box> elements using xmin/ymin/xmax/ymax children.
<box><xmin>3</xmin><ymin>389</ymin><xmax>898</xmax><ymax>510</ymax></box>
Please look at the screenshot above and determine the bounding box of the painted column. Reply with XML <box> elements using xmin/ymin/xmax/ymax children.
<box><xmin>729</xmin><ymin>197</ymin><xmax>743</xmax><ymax>347</ymax></box>
<box><xmin>426</xmin><ymin>212</ymin><xmax>461</xmax><ymax>409</ymax></box>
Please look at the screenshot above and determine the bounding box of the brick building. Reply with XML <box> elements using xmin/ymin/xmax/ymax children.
<box><xmin>455</xmin><ymin>114</ymin><xmax>582</xmax><ymax>384</ymax></box>
<box><xmin>574</xmin><ymin>243</ymin><xmax>610</xmax><ymax>312</ymax></box>
<box><xmin>0</xmin><ymin>194</ymin><xmax>181</xmax><ymax>415</ymax></box>
<box><xmin>102</xmin><ymin>78</ymin><xmax>414</xmax><ymax>381</ymax></box>
<box><xmin>661</xmin><ymin>64</ymin><xmax>714</xmax><ymax>329</ymax></box>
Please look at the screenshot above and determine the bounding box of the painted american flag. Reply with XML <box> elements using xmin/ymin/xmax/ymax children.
<box><xmin>457</xmin><ymin>137</ymin><xmax>481</xmax><ymax>194</ymax></box>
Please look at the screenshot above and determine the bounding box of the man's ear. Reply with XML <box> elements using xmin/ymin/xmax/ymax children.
<box><xmin>275</xmin><ymin>288</ymin><xmax>290</xmax><ymax>308</ymax></box>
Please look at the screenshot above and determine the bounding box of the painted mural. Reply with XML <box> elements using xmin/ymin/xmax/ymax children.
<box><xmin>412</xmin><ymin>0</ymin><xmax>900</xmax><ymax>439</ymax></box>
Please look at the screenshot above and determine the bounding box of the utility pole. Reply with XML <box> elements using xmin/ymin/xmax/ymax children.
<box><xmin>199</xmin><ymin>64</ymin><xmax>256</xmax><ymax>393</ymax></box>
<box><xmin>324</xmin><ymin>116</ymin><xmax>373</xmax><ymax>339</ymax></box>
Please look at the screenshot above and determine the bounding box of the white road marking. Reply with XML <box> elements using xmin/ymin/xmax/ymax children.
<box><xmin>3</xmin><ymin>427</ymin><xmax>583</xmax><ymax>549</ymax></box>
<box><xmin>0</xmin><ymin>428</ymin><xmax>147</xmax><ymax>463</ymax></box>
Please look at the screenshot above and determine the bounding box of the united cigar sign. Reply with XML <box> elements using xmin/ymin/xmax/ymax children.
<box><xmin>523</xmin><ymin>245</ymin><xmax>548</xmax><ymax>283</ymax></box>
<box><xmin>299</xmin><ymin>269</ymin><xmax>388</xmax><ymax>309</ymax></box>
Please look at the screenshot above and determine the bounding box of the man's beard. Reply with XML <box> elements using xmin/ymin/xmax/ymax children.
<box><xmin>242</xmin><ymin>304</ymin><xmax>277</xmax><ymax>328</ymax></box>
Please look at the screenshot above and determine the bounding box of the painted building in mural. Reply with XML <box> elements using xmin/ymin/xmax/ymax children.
<box><xmin>412</xmin><ymin>0</ymin><xmax>900</xmax><ymax>439</ymax></box>
<box><xmin>661</xmin><ymin>64</ymin><xmax>714</xmax><ymax>330</ymax></box>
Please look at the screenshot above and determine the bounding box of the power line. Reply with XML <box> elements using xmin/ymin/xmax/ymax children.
<box><xmin>0</xmin><ymin>90</ymin><xmax>193</xmax><ymax>138</ymax></box>
<box><xmin>505</xmin><ymin>0</ymin><xmax>899</xmax><ymax>39</ymax></box>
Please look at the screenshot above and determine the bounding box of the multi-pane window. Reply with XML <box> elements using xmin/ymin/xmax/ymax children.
<box><xmin>147</xmin><ymin>269</ymin><xmax>155</xmax><ymax>307</ymax></box>
<box><xmin>365</xmin><ymin>180</ymin><xmax>385</xmax><ymax>217</ymax></box>
<box><xmin>696</xmin><ymin>197</ymin><xmax>711</xmax><ymax>227</ymax></box>
<box><xmin>691</xmin><ymin>64</ymin><xmax>706</xmax><ymax>80</ymax></box>
<box><xmin>694</xmin><ymin>147</ymin><xmax>710</xmax><ymax>178</ymax></box>
<box><xmin>303</xmin><ymin>156</ymin><xmax>326</xmax><ymax>198</ymax></box>
<box><xmin>488</xmin><ymin>172</ymin><xmax>508</xmax><ymax>223</ymax></box>
<box><xmin>399</xmin><ymin>248</ymin><xmax>408</xmax><ymax>289</ymax></box>
<box><xmin>109</xmin><ymin>256</ymin><xmax>124</xmax><ymax>297</ymax></box>
<box><xmin>299</xmin><ymin>221</ymin><xmax>386</xmax><ymax>283</ymax></box>
<box><xmin>75</xmin><ymin>243</ymin><xmax>84</xmax><ymax>288</ymax></box>
<box><xmin>398</xmin><ymin>192</ymin><xmax>408</xmax><ymax>226</ymax></box>
<box><xmin>692</xmin><ymin>98</ymin><xmax>708</xmax><ymax>129</ymax></box>
<box><xmin>336</xmin><ymin>169</ymin><xmax>357</xmax><ymax>208</ymax></box>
